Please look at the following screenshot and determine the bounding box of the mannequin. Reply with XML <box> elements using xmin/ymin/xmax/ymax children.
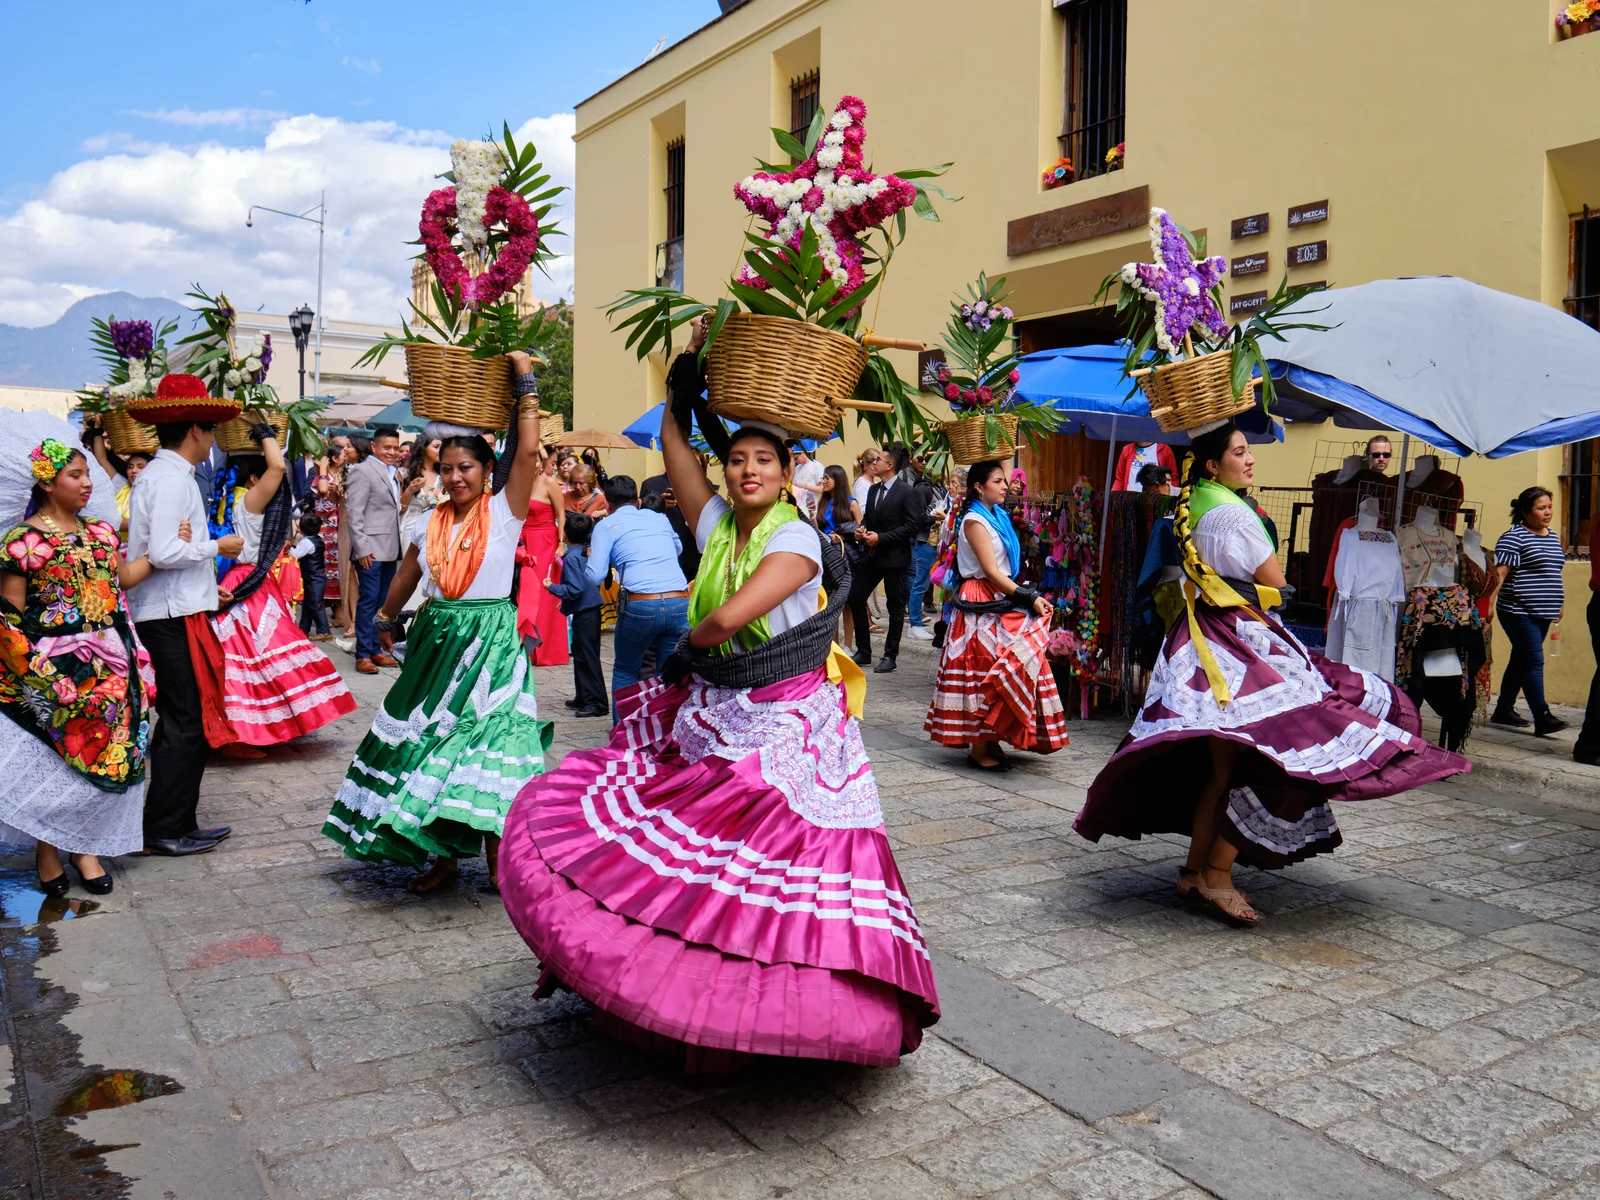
<box><xmin>1398</xmin><ymin>505</ymin><xmax>1460</xmax><ymax>589</ymax></box>
<box><xmin>1462</xmin><ymin>528</ymin><xmax>1486</xmax><ymax>572</ymax></box>
<box><xmin>1333</xmin><ymin>454</ymin><xmax>1364</xmax><ymax>486</ymax></box>
<box><xmin>1326</xmin><ymin>497</ymin><xmax>1405</xmax><ymax>680</ymax></box>
<box><xmin>1405</xmin><ymin>455</ymin><xmax>1439</xmax><ymax>489</ymax></box>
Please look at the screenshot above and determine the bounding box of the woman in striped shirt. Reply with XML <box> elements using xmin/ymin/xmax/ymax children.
<box><xmin>1490</xmin><ymin>487</ymin><xmax>1568</xmax><ymax>736</ymax></box>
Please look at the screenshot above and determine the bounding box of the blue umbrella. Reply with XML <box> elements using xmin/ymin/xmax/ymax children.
<box><xmin>623</xmin><ymin>401</ymin><xmax>833</xmax><ymax>452</ymax></box>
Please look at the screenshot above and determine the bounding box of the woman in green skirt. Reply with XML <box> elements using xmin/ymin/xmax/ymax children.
<box><xmin>322</xmin><ymin>351</ymin><xmax>553</xmax><ymax>893</ymax></box>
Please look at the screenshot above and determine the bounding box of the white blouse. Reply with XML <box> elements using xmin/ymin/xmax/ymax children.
<box><xmin>409</xmin><ymin>490</ymin><xmax>522</xmax><ymax>601</ymax></box>
<box><xmin>957</xmin><ymin>513</ymin><xmax>1006</xmax><ymax>579</ymax></box>
<box><xmin>234</xmin><ymin>504</ymin><xmax>266</xmax><ymax>565</ymax></box>
<box><xmin>1191</xmin><ymin>504</ymin><xmax>1275</xmax><ymax>580</ymax></box>
<box><xmin>694</xmin><ymin>496</ymin><xmax>822</xmax><ymax>637</ymax></box>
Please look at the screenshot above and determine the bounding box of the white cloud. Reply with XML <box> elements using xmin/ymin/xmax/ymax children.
<box><xmin>129</xmin><ymin>107</ymin><xmax>290</xmax><ymax>128</ymax></box>
<box><xmin>0</xmin><ymin>111</ymin><xmax>576</xmax><ymax>329</ymax></box>
<box><xmin>341</xmin><ymin>56</ymin><xmax>380</xmax><ymax>75</ymax></box>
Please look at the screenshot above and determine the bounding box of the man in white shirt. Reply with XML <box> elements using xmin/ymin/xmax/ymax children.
<box><xmin>125</xmin><ymin>378</ymin><xmax>245</xmax><ymax>857</ymax></box>
<box><xmin>788</xmin><ymin>441</ymin><xmax>825</xmax><ymax>520</ymax></box>
<box><xmin>344</xmin><ymin>426</ymin><xmax>404</xmax><ymax>673</ymax></box>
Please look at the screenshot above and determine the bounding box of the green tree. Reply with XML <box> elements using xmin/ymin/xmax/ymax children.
<box><xmin>535</xmin><ymin>300</ymin><xmax>573</xmax><ymax>423</ymax></box>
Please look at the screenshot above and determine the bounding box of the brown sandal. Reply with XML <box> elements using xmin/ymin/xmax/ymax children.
<box><xmin>1193</xmin><ymin>878</ymin><xmax>1260</xmax><ymax>925</ymax></box>
<box><xmin>1177</xmin><ymin>867</ymin><xmax>1201</xmax><ymax>899</ymax></box>
<box><xmin>406</xmin><ymin>858</ymin><xmax>459</xmax><ymax>895</ymax></box>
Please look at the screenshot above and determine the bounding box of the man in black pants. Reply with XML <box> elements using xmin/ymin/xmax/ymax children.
<box><xmin>849</xmin><ymin>444</ymin><xmax>922</xmax><ymax>673</ymax></box>
<box><xmin>124</xmin><ymin>377</ymin><xmax>244</xmax><ymax>856</ymax></box>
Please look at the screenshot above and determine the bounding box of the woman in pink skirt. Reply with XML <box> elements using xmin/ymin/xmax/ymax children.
<box><xmin>500</xmin><ymin>322</ymin><xmax>938</xmax><ymax>1070</ymax></box>
<box><xmin>211</xmin><ymin>417</ymin><xmax>356</xmax><ymax>755</ymax></box>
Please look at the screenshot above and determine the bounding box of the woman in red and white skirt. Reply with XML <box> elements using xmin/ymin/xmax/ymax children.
<box><xmin>924</xmin><ymin>459</ymin><xmax>1067</xmax><ymax>770</ymax></box>
<box><xmin>211</xmin><ymin>417</ymin><xmax>356</xmax><ymax>755</ymax></box>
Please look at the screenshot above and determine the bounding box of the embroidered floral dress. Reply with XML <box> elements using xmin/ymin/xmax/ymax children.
<box><xmin>0</xmin><ymin>518</ymin><xmax>149</xmax><ymax>855</ymax></box>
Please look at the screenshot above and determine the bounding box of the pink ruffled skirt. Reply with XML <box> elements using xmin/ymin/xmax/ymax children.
<box><xmin>500</xmin><ymin>668</ymin><xmax>939</xmax><ymax>1069</ymax></box>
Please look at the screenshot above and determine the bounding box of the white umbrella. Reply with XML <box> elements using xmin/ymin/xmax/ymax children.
<box><xmin>0</xmin><ymin>409</ymin><xmax>122</xmax><ymax>528</ymax></box>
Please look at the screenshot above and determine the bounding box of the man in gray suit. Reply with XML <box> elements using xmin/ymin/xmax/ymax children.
<box><xmin>345</xmin><ymin>426</ymin><xmax>404</xmax><ymax>674</ymax></box>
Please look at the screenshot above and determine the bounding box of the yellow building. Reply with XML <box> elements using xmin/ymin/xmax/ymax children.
<box><xmin>572</xmin><ymin>0</ymin><xmax>1600</xmax><ymax>702</ymax></box>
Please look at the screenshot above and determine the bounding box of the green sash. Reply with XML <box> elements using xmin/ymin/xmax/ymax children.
<box><xmin>687</xmin><ymin>501</ymin><xmax>804</xmax><ymax>654</ymax></box>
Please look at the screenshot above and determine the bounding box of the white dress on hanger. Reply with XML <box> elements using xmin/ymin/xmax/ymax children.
<box><xmin>1326</xmin><ymin>525</ymin><xmax>1406</xmax><ymax>680</ymax></box>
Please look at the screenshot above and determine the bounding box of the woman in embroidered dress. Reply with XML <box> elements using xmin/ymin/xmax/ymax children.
<box><xmin>499</xmin><ymin>320</ymin><xmax>939</xmax><ymax>1070</ymax></box>
<box><xmin>1073</xmin><ymin>423</ymin><xmax>1470</xmax><ymax>924</ymax></box>
<box><xmin>322</xmin><ymin>355</ymin><xmax>554</xmax><ymax>894</ymax></box>
<box><xmin>0</xmin><ymin>439</ymin><xmax>177</xmax><ymax>894</ymax></box>
<box><xmin>925</xmin><ymin>459</ymin><xmax>1068</xmax><ymax>771</ymax></box>
<box><xmin>210</xmin><ymin>417</ymin><xmax>356</xmax><ymax>757</ymax></box>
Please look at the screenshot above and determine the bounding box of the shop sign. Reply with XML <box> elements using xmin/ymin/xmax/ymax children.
<box><xmin>1230</xmin><ymin>290</ymin><xmax>1268</xmax><ymax>316</ymax></box>
<box><xmin>1006</xmin><ymin>184</ymin><xmax>1150</xmax><ymax>257</ymax></box>
<box><xmin>1289</xmin><ymin>240</ymin><xmax>1328</xmax><ymax>267</ymax></box>
<box><xmin>1231</xmin><ymin>252</ymin><xmax>1269</xmax><ymax>277</ymax></box>
<box><xmin>1230</xmin><ymin>212</ymin><xmax>1269</xmax><ymax>240</ymax></box>
<box><xmin>1288</xmin><ymin>200</ymin><xmax>1330</xmax><ymax>228</ymax></box>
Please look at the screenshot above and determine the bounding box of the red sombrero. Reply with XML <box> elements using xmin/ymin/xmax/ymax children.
<box><xmin>124</xmin><ymin>374</ymin><xmax>242</xmax><ymax>425</ymax></box>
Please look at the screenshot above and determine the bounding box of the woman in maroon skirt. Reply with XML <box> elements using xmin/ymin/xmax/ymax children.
<box><xmin>924</xmin><ymin>459</ymin><xmax>1067</xmax><ymax>769</ymax></box>
<box><xmin>1073</xmin><ymin>422</ymin><xmax>1469</xmax><ymax>925</ymax></box>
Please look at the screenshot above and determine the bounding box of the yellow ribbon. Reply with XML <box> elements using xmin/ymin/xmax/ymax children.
<box><xmin>818</xmin><ymin>584</ymin><xmax>865</xmax><ymax>718</ymax></box>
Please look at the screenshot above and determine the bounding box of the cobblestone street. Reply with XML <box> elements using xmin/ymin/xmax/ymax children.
<box><xmin>8</xmin><ymin>638</ymin><xmax>1600</xmax><ymax>1199</ymax></box>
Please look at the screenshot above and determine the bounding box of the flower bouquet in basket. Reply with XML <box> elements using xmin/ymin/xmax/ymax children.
<box><xmin>356</xmin><ymin>124</ymin><xmax>565</xmax><ymax>431</ymax></box>
<box><xmin>177</xmin><ymin>287</ymin><xmax>326</xmax><ymax>458</ymax></box>
<box><xmin>77</xmin><ymin>316</ymin><xmax>179</xmax><ymax>456</ymax></box>
<box><xmin>922</xmin><ymin>274</ymin><xmax>1061</xmax><ymax>471</ymax></box>
<box><xmin>1095</xmin><ymin>207</ymin><xmax>1328</xmax><ymax>433</ymax></box>
<box><xmin>606</xmin><ymin>95</ymin><xmax>956</xmax><ymax>445</ymax></box>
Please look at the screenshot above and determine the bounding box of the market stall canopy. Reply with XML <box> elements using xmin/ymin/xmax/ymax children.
<box><xmin>621</xmin><ymin>401</ymin><xmax>835</xmax><ymax>452</ymax></box>
<box><xmin>314</xmin><ymin>390</ymin><xmax>401</xmax><ymax>428</ymax></box>
<box><xmin>548</xmin><ymin>429</ymin><xmax>639</xmax><ymax>450</ymax></box>
<box><xmin>368</xmin><ymin>397</ymin><xmax>426</xmax><ymax>433</ymax></box>
<box><xmin>1014</xmin><ymin>344</ymin><xmax>1281</xmax><ymax>445</ymax></box>
<box><xmin>1265</xmin><ymin>276</ymin><xmax>1600</xmax><ymax>458</ymax></box>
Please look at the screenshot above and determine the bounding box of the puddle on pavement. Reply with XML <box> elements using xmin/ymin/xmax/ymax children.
<box><xmin>0</xmin><ymin>859</ymin><xmax>103</xmax><ymax>927</ymax></box>
<box><xmin>54</xmin><ymin>1070</ymin><xmax>184</xmax><ymax>1116</ymax></box>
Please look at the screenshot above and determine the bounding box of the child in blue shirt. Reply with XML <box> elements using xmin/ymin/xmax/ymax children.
<box><xmin>546</xmin><ymin>512</ymin><xmax>607</xmax><ymax>717</ymax></box>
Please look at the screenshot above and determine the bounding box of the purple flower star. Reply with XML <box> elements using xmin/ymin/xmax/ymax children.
<box><xmin>1120</xmin><ymin>208</ymin><xmax>1228</xmax><ymax>355</ymax></box>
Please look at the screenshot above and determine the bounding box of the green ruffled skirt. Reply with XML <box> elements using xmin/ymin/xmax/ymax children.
<box><xmin>322</xmin><ymin>598</ymin><xmax>552</xmax><ymax>866</ymax></box>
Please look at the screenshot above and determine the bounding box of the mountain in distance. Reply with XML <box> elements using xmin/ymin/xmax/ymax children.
<box><xmin>0</xmin><ymin>292</ymin><xmax>194</xmax><ymax>389</ymax></box>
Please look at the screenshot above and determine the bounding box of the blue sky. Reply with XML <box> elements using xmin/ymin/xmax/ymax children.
<box><xmin>0</xmin><ymin>0</ymin><xmax>715</xmax><ymax>326</ymax></box>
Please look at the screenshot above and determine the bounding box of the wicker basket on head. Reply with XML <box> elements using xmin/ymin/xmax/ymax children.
<box><xmin>216</xmin><ymin>411</ymin><xmax>290</xmax><ymax>455</ymax></box>
<box><xmin>943</xmin><ymin>413</ymin><xmax>1020</xmax><ymax>464</ymax></box>
<box><xmin>704</xmin><ymin>313</ymin><xmax>867</xmax><ymax>441</ymax></box>
<box><xmin>540</xmin><ymin>413</ymin><xmax>565</xmax><ymax>445</ymax></box>
<box><xmin>1137</xmin><ymin>348</ymin><xmax>1254</xmax><ymax>433</ymax></box>
<box><xmin>404</xmin><ymin>342</ymin><xmax>514</xmax><ymax>430</ymax></box>
<box><xmin>105</xmin><ymin>407</ymin><xmax>159</xmax><ymax>456</ymax></box>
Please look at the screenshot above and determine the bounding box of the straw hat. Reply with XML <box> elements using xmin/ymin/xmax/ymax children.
<box><xmin>124</xmin><ymin>374</ymin><xmax>242</xmax><ymax>425</ymax></box>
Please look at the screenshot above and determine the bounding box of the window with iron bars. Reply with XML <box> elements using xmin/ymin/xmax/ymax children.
<box><xmin>1057</xmin><ymin>0</ymin><xmax>1126</xmax><ymax>183</ymax></box>
<box><xmin>1562</xmin><ymin>205</ymin><xmax>1600</xmax><ymax>554</ymax></box>
<box><xmin>790</xmin><ymin>69</ymin><xmax>820</xmax><ymax>164</ymax></box>
<box><xmin>664</xmin><ymin>138</ymin><xmax>686</xmax><ymax>241</ymax></box>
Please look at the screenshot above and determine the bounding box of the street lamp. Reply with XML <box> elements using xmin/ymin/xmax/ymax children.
<box><xmin>246</xmin><ymin>192</ymin><xmax>326</xmax><ymax>400</ymax></box>
<box><xmin>288</xmin><ymin>304</ymin><xmax>315</xmax><ymax>400</ymax></box>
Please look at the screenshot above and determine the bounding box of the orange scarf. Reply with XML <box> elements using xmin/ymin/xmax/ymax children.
<box><xmin>425</xmin><ymin>496</ymin><xmax>492</xmax><ymax>599</ymax></box>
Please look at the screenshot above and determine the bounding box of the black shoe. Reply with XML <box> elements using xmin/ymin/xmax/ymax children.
<box><xmin>1490</xmin><ymin>709</ymin><xmax>1531</xmax><ymax>729</ymax></box>
<box><xmin>189</xmin><ymin>827</ymin><xmax>232</xmax><ymax>843</ymax></box>
<box><xmin>573</xmin><ymin>706</ymin><xmax>609</xmax><ymax>718</ymax></box>
<box><xmin>564</xmin><ymin>698</ymin><xmax>583</xmax><ymax>709</ymax></box>
<box><xmin>1535</xmin><ymin>712</ymin><xmax>1571</xmax><ymax>737</ymax></box>
<box><xmin>1576</xmin><ymin>750</ymin><xmax>1600</xmax><ymax>767</ymax></box>
<box><xmin>874</xmin><ymin>657</ymin><xmax>897</xmax><ymax>673</ymax></box>
<box><xmin>143</xmin><ymin>835</ymin><xmax>220</xmax><ymax>857</ymax></box>
<box><xmin>965</xmin><ymin>751</ymin><xmax>1011</xmax><ymax>773</ymax></box>
<box><xmin>70</xmin><ymin>858</ymin><xmax>113</xmax><ymax>895</ymax></box>
<box><xmin>36</xmin><ymin>864</ymin><xmax>69</xmax><ymax>898</ymax></box>
<box><xmin>852</xmin><ymin>651</ymin><xmax>873</xmax><ymax>667</ymax></box>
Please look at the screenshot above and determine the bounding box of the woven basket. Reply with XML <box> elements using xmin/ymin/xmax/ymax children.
<box><xmin>704</xmin><ymin>313</ymin><xmax>868</xmax><ymax>441</ymax></box>
<box><xmin>1137</xmin><ymin>349</ymin><xmax>1253</xmax><ymax>433</ymax></box>
<box><xmin>540</xmin><ymin>413</ymin><xmax>565</xmax><ymax>445</ymax></box>
<box><xmin>943</xmin><ymin>413</ymin><xmax>1020</xmax><ymax>464</ymax></box>
<box><xmin>404</xmin><ymin>343</ymin><xmax>514</xmax><ymax>430</ymax></box>
<box><xmin>216</xmin><ymin>412</ymin><xmax>290</xmax><ymax>455</ymax></box>
<box><xmin>105</xmin><ymin>408</ymin><xmax>159</xmax><ymax>456</ymax></box>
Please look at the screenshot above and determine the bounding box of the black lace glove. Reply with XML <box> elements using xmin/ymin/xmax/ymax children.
<box><xmin>1011</xmin><ymin>585</ymin><xmax>1042</xmax><ymax>613</ymax></box>
<box><xmin>666</xmin><ymin>353</ymin><xmax>703</xmax><ymax>439</ymax></box>
<box><xmin>248</xmin><ymin>423</ymin><xmax>276</xmax><ymax>444</ymax></box>
<box><xmin>512</xmin><ymin>372</ymin><xmax>540</xmax><ymax>398</ymax></box>
<box><xmin>660</xmin><ymin>639</ymin><xmax>697</xmax><ymax>687</ymax></box>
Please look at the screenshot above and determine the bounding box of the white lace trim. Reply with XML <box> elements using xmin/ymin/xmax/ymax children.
<box><xmin>574</xmin><ymin>751</ymin><xmax>928</xmax><ymax>955</ymax></box>
<box><xmin>0</xmin><ymin>718</ymin><xmax>145</xmax><ymax>855</ymax></box>
<box><xmin>672</xmin><ymin>678</ymin><xmax>883</xmax><ymax>830</ymax></box>
<box><xmin>335</xmin><ymin>747</ymin><xmax>543</xmax><ymax>822</ymax></box>
<box><xmin>1226</xmin><ymin>785</ymin><xmax>1340</xmax><ymax>857</ymax></box>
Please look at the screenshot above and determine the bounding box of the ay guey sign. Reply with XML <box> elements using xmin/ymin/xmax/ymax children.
<box><xmin>1007</xmin><ymin>184</ymin><xmax>1150</xmax><ymax>257</ymax></box>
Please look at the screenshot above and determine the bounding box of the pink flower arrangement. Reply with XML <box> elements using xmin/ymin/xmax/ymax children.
<box><xmin>420</xmin><ymin>185</ymin><xmax>540</xmax><ymax>310</ymax></box>
<box><xmin>733</xmin><ymin>96</ymin><xmax>916</xmax><ymax>310</ymax></box>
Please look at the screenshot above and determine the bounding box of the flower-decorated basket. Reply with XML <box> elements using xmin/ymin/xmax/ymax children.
<box><xmin>404</xmin><ymin>343</ymin><xmax>514</xmax><ymax>430</ymax></box>
<box><xmin>216</xmin><ymin>411</ymin><xmax>290</xmax><ymax>455</ymax></box>
<box><xmin>943</xmin><ymin>413</ymin><xmax>1020</xmax><ymax>464</ymax></box>
<box><xmin>704</xmin><ymin>314</ymin><xmax>869</xmax><ymax>440</ymax></box>
<box><xmin>1135</xmin><ymin>348</ymin><xmax>1255</xmax><ymax>434</ymax></box>
<box><xmin>105</xmin><ymin>408</ymin><xmax>159</xmax><ymax>456</ymax></box>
